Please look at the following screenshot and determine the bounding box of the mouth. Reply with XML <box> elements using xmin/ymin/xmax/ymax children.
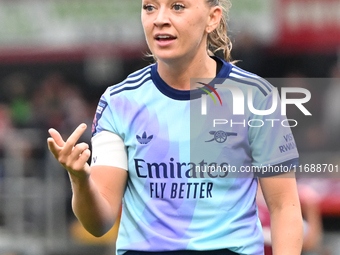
<box><xmin>155</xmin><ymin>34</ymin><xmax>177</xmax><ymax>41</ymax></box>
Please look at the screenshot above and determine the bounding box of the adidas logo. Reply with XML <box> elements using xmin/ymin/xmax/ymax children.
<box><xmin>136</xmin><ymin>131</ymin><xmax>153</xmax><ymax>145</ymax></box>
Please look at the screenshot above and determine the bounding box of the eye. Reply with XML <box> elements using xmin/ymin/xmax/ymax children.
<box><xmin>172</xmin><ymin>3</ymin><xmax>185</xmax><ymax>11</ymax></box>
<box><xmin>143</xmin><ymin>4</ymin><xmax>156</xmax><ymax>12</ymax></box>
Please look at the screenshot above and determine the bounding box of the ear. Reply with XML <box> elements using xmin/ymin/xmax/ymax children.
<box><xmin>206</xmin><ymin>6</ymin><xmax>222</xmax><ymax>33</ymax></box>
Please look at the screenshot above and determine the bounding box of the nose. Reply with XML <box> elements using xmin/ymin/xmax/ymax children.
<box><xmin>153</xmin><ymin>7</ymin><xmax>170</xmax><ymax>27</ymax></box>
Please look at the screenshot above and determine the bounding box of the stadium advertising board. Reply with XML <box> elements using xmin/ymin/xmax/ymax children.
<box><xmin>276</xmin><ymin>0</ymin><xmax>340</xmax><ymax>52</ymax></box>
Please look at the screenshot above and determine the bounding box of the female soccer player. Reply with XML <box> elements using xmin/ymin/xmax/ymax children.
<box><xmin>47</xmin><ymin>0</ymin><xmax>303</xmax><ymax>254</ymax></box>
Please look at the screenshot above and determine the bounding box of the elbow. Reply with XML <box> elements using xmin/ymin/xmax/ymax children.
<box><xmin>90</xmin><ymin>231</ymin><xmax>105</xmax><ymax>238</ymax></box>
<box><xmin>86</xmin><ymin>222</ymin><xmax>114</xmax><ymax>238</ymax></box>
<box><xmin>91</xmin><ymin>231</ymin><xmax>108</xmax><ymax>238</ymax></box>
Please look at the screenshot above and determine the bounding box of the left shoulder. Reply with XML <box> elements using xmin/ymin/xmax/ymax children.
<box><xmin>228</xmin><ymin>63</ymin><xmax>275</xmax><ymax>97</ymax></box>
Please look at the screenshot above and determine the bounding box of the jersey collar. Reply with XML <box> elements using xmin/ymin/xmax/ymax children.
<box><xmin>151</xmin><ymin>56</ymin><xmax>232</xmax><ymax>101</ymax></box>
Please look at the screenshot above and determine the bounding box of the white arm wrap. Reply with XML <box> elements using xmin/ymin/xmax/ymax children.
<box><xmin>91</xmin><ymin>131</ymin><xmax>128</xmax><ymax>170</ymax></box>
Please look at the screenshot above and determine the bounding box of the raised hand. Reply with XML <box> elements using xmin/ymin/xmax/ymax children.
<box><xmin>47</xmin><ymin>123</ymin><xmax>91</xmax><ymax>180</ymax></box>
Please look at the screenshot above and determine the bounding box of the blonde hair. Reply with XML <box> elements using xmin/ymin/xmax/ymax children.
<box><xmin>145</xmin><ymin>0</ymin><xmax>233</xmax><ymax>62</ymax></box>
<box><xmin>206</xmin><ymin>0</ymin><xmax>233</xmax><ymax>62</ymax></box>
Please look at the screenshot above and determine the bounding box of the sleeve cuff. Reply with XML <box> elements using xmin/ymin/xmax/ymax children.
<box><xmin>254</xmin><ymin>158</ymin><xmax>299</xmax><ymax>177</ymax></box>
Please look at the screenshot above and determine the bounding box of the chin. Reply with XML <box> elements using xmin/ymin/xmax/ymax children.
<box><xmin>154</xmin><ymin>51</ymin><xmax>187</xmax><ymax>63</ymax></box>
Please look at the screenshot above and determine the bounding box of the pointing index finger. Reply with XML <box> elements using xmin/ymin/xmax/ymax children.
<box><xmin>64</xmin><ymin>123</ymin><xmax>88</xmax><ymax>153</ymax></box>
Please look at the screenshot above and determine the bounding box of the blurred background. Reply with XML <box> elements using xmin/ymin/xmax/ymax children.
<box><xmin>0</xmin><ymin>0</ymin><xmax>340</xmax><ymax>254</ymax></box>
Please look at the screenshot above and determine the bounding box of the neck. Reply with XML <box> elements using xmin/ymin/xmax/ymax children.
<box><xmin>157</xmin><ymin>53</ymin><xmax>217</xmax><ymax>91</ymax></box>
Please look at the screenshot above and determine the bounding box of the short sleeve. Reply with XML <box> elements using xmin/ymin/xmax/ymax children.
<box><xmin>92</xmin><ymin>91</ymin><xmax>118</xmax><ymax>137</ymax></box>
<box><xmin>90</xmin><ymin>91</ymin><xmax>128</xmax><ymax>170</ymax></box>
<box><xmin>248</xmin><ymin>88</ymin><xmax>299</xmax><ymax>177</ymax></box>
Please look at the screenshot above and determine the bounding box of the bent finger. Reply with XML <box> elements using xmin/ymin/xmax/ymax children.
<box><xmin>68</xmin><ymin>142</ymin><xmax>90</xmax><ymax>163</ymax></box>
<box><xmin>73</xmin><ymin>149</ymin><xmax>91</xmax><ymax>171</ymax></box>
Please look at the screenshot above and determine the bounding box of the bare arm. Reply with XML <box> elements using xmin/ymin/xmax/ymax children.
<box><xmin>70</xmin><ymin>166</ymin><xmax>127</xmax><ymax>237</ymax></box>
<box><xmin>260</xmin><ymin>172</ymin><xmax>303</xmax><ymax>255</ymax></box>
<box><xmin>47</xmin><ymin>124</ymin><xmax>128</xmax><ymax>237</ymax></box>
<box><xmin>298</xmin><ymin>185</ymin><xmax>322</xmax><ymax>251</ymax></box>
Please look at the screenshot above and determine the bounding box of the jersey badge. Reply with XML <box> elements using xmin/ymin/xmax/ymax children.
<box><xmin>206</xmin><ymin>130</ymin><xmax>237</xmax><ymax>143</ymax></box>
<box><xmin>92</xmin><ymin>99</ymin><xmax>108</xmax><ymax>136</ymax></box>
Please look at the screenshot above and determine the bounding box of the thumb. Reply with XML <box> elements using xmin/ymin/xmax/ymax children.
<box><xmin>48</xmin><ymin>128</ymin><xmax>65</xmax><ymax>147</ymax></box>
<box><xmin>47</xmin><ymin>137</ymin><xmax>62</xmax><ymax>159</ymax></box>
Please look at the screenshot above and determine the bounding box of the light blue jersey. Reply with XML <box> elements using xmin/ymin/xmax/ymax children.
<box><xmin>92</xmin><ymin>57</ymin><xmax>299</xmax><ymax>255</ymax></box>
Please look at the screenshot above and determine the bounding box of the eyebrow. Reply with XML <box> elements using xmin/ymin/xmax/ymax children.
<box><xmin>143</xmin><ymin>0</ymin><xmax>160</xmax><ymax>3</ymax></box>
<box><xmin>144</xmin><ymin>0</ymin><xmax>180</xmax><ymax>4</ymax></box>
<box><xmin>143</xmin><ymin>0</ymin><xmax>188</xmax><ymax>6</ymax></box>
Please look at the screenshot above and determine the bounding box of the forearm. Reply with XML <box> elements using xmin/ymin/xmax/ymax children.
<box><xmin>70</xmin><ymin>174</ymin><xmax>117</xmax><ymax>237</ymax></box>
<box><xmin>47</xmin><ymin>125</ymin><xmax>125</xmax><ymax>237</ymax></box>
<box><xmin>302</xmin><ymin>204</ymin><xmax>322</xmax><ymax>250</ymax></box>
<box><xmin>270</xmin><ymin>204</ymin><xmax>303</xmax><ymax>255</ymax></box>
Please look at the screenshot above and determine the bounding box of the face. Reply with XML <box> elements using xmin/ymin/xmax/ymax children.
<box><xmin>141</xmin><ymin>0</ymin><xmax>215</xmax><ymax>63</ymax></box>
